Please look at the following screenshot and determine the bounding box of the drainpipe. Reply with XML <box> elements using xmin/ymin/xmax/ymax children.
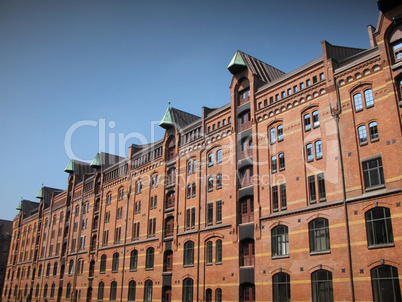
<box><xmin>333</xmin><ymin>80</ymin><xmax>355</xmax><ymax>301</ymax></box>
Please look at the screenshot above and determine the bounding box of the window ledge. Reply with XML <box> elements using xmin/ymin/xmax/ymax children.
<box><xmin>366</xmin><ymin>104</ymin><xmax>374</xmax><ymax>109</ymax></box>
<box><xmin>129</xmin><ymin>269</ymin><xmax>137</xmax><ymax>272</ymax></box>
<box><xmin>365</xmin><ymin>184</ymin><xmax>386</xmax><ymax>193</ymax></box>
<box><xmin>368</xmin><ymin>243</ymin><xmax>395</xmax><ymax>250</ymax></box>
<box><xmin>355</xmin><ymin>108</ymin><xmax>363</xmax><ymax>113</ymax></box>
<box><xmin>360</xmin><ymin>141</ymin><xmax>368</xmax><ymax>146</ymax></box>
<box><xmin>216</xmin><ymin>262</ymin><xmax>222</xmax><ymax>265</ymax></box>
<box><xmin>278</xmin><ymin>138</ymin><xmax>284</xmax><ymax>142</ymax></box>
<box><xmin>305</xmin><ymin>128</ymin><xmax>311</xmax><ymax>132</ymax></box>
<box><xmin>279</xmin><ymin>168</ymin><xmax>285</xmax><ymax>172</ymax></box>
<box><xmin>319</xmin><ymin>198</ymin><xmax>326</xmax><ymax>202</ymax></box>
<box><xmin>310</xmin><ymin>250</ymin><xmax>331</xmax><ymax>256</ymax></box>
<box><xmin>272</xmin><ymin>170</ymin><xmax>277</xmax><ymax>174</ymax></box>
<box><xmin>183</xmin><ymin>264</ymin><xmax>194</xmax><ymax>268</ymax></box>
<box><xmin>316</xmin><ymin>156</ymin><xmax>323</xmax><ymax>160</ymax></box>
<box><xmin>145</xmin><ymin>268</ymin><xmax>154</xmax><ymax>271</ymax></box>
<box><xmin>307</xmin><ymin>159</ymin><xmax>314</xmax><ymax>163</ymax></box>
<box><xmin>371</xmin><ymin>138</ymin><xmax>379</xmax><ymax>143</ymax></box>
<box><xmin>272</xmin><ymin>255</ymin><xmax>289</xmax><ymax>260</ymax></box>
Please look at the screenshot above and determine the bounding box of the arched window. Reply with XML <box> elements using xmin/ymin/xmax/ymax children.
<box><xmin>273</xmin><ymin>272</ymin><xmax>290</xmax><ymax>302</ymax></box>
<box><xmin>166</xmin><ymin>136</ymin><xmax>176</xmax><ymax>161</ymax></box>
<box><xmin>353</xmin><ymin>93</ymin><xmax>363</xmax><ymax>111</ymax></box>
<box><xmin>97</xmin><ymin>282</ymin><xmax>104</xmax><ymax>301</ymax></box>
<box><xmin>100</xmin><ymin>255</ymin><xmax>106</xmax><ymax>273</ymax></box>
<box><xmin>183</xmin><ymin>278</ymin><xmax>193</xmax><ymax>302</ymax></box>
<box><xmin>146</xmin><ymin>247</ymin><xmax>154</xmax><ymax>269</ymax></box>
<box><xmin>66</xmin><ymin>283</ymin><xmax>71</xmax><ymax>299</ymax></box>
<box><xmin>112</xmin><ymin>252</ymin><xmax>119</xmax><ymax>272</ymax></box>
<box><xmin>38</xmin><ymin>264</ymin><xmax>42</xmax><ymax>277</ymax></box>
<box><xmin>106</xmin><ymin>192</ymin><xmax>112</xmax><ymax>205</ymax></box>
<box><xmin>315</xmin><ymin>140</ymin><xmax>322</xmax><ymax>158</ymax></box>
<box><xmin>43</xmin><ymin>284</ymin><xmax>48</xmax><ymax>298</ymax></box>
<box><xmin>206</xmin><ymin>288</ymin><xmax>212</xmax><ymax>302</ymax></box>
<box><xmin>68</xmin><ymin>260</ymin><xmax>74</xmax><ymax>275</ymax></box>
<box><xmin>306</xmin><ymin>143</ymin><xmax>313</xmax><ymax>161</ymax></box>
<box><xmin>371</xmin><ymin>265</ymin><xmax>401</xmax><ymax>302</ymax></box>
<box><xmin>46</xmin><ymin>263</ymin><xmax>51</xmax><ymax>277</ymax></box>
<box><xmin>389</xmin><ymin>24</ymin><xmax>402</xmax><ymax>63</ymax></box>
<box><xmin>271</xmin><ymin>225</ymin><xmax>289</xmax><ymax>257</ymax></box>
<box><xmin>24</xmin><ymin>284</ymin><xmax>28</xmax><ymax>297</ymax></box>
<box><xmin>110</xmin><ymin>281</ymin><xmax>117</xmax><ymax>301</ymax></box>
<box><xmin>53</xmin><ymin>262</ymin><xmax>58</xmax><ymax>276</ymax></box>
<box><xmin>35</xmin><ymin>284</ymin><xmax>39</xmax><ymax>298</ymax></box>
<box><xmin>128</xmin><ymin>280</ymin><xmax>136</xmax><ymax>302</ymax></box>
<box><xmin>144</xmin><ymin>280</ymin><xmax>153</xmax><ymax>302</ymax></box>
<box><xmin>216</xmin><ymin>240</ymin><xmax>222</xmax><ymax>263</ymax></box>
<box><xmin>215</xmin><ymin>288</ymin><xmax>222</xmax><ymax>302</ymax></box>
<box><xmin>311</xmin><ymin>270</ymin><xmax>333</xmax><ymax>302</ymax></box>
<box><xmin>240</xmin><ymin>283</ymin><xmax>255</xmax><ymax>302</ymax></box>
<box><xmin>358</xmin><ymin>125</ymin><xmax>368</xmax><ymax>144</ymax></box>
<box><xmin>183</xmin><ymin>241</ymin><xmax>194</xmax><ymax>266</ymax></box>
<box><xmin>369</xmin><ymin>121</ymin><xmax>379</xmax><ymax>141</ymax></box>
<box><xmin>130</xmin><ymin>250</ymin><xmax>138</xmax><ymax>271</ymax></box>
<box><xmin>309</xmin><ymin>218</ymin><xmax>330</xmax><ymax>253</ymax></box>
<box><xmin>50</xmin><ymin>283</ymin><xmax>55</xmax><ymax>299</ymax></box>
<box><xmin>365</xmin><ymin>207</ymin><xmax>394</xmax><ymax>247</ymax></box>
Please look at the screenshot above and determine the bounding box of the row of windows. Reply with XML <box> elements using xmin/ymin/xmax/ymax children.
<box><xmin>208</xmin><ymin>149</ymin><xmax>222</xmax><ymax>166</ymax></box>
<box><xmin>207</xmin><ymin>117</ymin><xmax>231</xmax><ymax>133</ymax></box>
<box><xmin>358</xmin><ymin>121</ymin><xmax>379</xmax><ymax>145</ymax></box>
<box><xmin>208</xmin><ymin>174</ymin><xmax>222</xmax><ymax>191</ymax></box>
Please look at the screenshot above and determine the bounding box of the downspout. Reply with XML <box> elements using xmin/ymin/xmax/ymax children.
<box><xmin>333</xmin><ymin>80</ymin><xmax>355</xmax><ymax>301</ymax></box>
<box><xmin>197</xmin><ymin>146</ymin><xmax>206</xmax><ymax>302</ymax></box>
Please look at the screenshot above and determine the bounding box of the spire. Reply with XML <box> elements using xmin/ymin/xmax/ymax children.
<box><xmin>227</xmin><ymin>50</ymin><xmax>247</xmax><ymax>74</ymax></box>
<box><xmin>64</xmin><ymin>160</ymin><xmax>75</xmax><ymax>173</ymax></box>
<box><xmin>90</xmin><ymin>153</ymin><xmax>101</xmax><ymax>168</ymax></box>
<box><xmin>159</xmin><ymin>101</ymin><xmax>175</xmax><ymax>129</ymax></box>
<box><xmin>36</xmin><ymin>185</ymin><xmax>44</xmax><ymax>199</ymax></box>
<box><xmin>16</xmin><ymin>197</ymin><xmax>23</xmax><ymax>211</ymax></box>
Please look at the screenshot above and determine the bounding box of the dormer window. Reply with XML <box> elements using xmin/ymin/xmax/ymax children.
<box><xmin>389</xmin><ymin>24</ymin><xmax>402</xmax><ymax>64</ymax></box>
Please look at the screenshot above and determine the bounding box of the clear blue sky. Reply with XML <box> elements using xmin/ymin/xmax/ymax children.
<box><xmin>0</xmin><ymin>0</ymin><xmax>379</xmax><ymax>220</ymax></box>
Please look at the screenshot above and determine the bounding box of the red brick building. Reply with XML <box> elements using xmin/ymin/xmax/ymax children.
<box><xmin>3</xmin><ymin>1</ymin><xmax>402</xmax><ymax>301</ymax></box>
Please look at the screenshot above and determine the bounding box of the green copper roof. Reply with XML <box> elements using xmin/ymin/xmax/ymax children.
<box><xmin>159</xmin><ymin>102</ymin><xmax>175</xmax><ymax>129</ymax></box>
<box><xmin>90</xmin><ymin>153</ymin><xmax>101</xmax><ymax>168</ymax></box>
<box><xmin>36</xmin><ymin>187</ymin><xmax>44</xmax><ymax>199</ymax></box>
<box><xmin>227</xmin><ymin>50</ymin><xmax>246</xmax><ymax>71</ymax></box>
<box><xmin>16</xmin><ymin>199</ymin><xmax>23</xmax><ymax>211</ymax></box>
<box><xmin>64</xmin><ymin>160</ymin><xmax>75</xmax><ymax>173</ymax></box>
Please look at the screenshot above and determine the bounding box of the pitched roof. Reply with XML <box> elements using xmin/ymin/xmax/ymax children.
<box><xmin>159</xmin><ymin>102</ymin><xmax>201</xmax><ymax>130</ymax></box>
<box><xmin>228</xmin><ymin>50</ymin><xmax>285</xmax><ymax>83</ymax></box>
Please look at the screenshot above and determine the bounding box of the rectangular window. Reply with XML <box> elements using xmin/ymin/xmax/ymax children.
<box><xmin>304</xmin><ymin>113</ymin><xmax>311</xmax><ymax>131</ymax></box>
<box><xmin>216</xmin><ymin>174</ymin><xmax>222</xmax><ymax>189</ymax></box>
<box><xmin>281</xmin><ymin>91</ymin><xmax>285</xmax><ymax>98</ymax></box>
<box><xmin>294</xmin><ymin>85</ymin><xmax>298</xmax><ymax>93</ymax></box>
<box><xmin>278</xmin><ymin>125</ymin><xmax>283</xmax><ymax>141</ymax></box>
<box><xmin>270</xmin><ymin>128</ymin><xmax>276</xmax><ymax>144</ymax></box>
<box><xmin>103</xmin><ymin>230</ymin><xmax>108</xmax><ymax>246</ymax></box>
<box><xmin>365</xmin><ymin>89</ymin><xmax>374</xmax><ymax>107</ymax></box>
<box><xmin>193</xmin><ymin>160</ymin><xmax>197</xmax><ymax>173</ymax></box>
<box><xmin>320</xmin><ymin>73</ymin><xmax>325</xmax><ymax>81</ymax></box>
<box><xmin>279</xmin><ymin>153</ymin><xmax>285</xmax><ymax>170</ymax></box>
<box><xmin>132</xmin><ymin>222</ymin><xmax>140</xmax><ymax>240</ymax></box>
<box><xmin>363</xmin><ymin>158</ymin><xmax>384</xmax><ymax>189</ymax></box>
<box><xmin>272</xmin><ymin>186</ymin><xmax>278</xmax><ymax>211</ymax></box>
<box><xmin>216</xmin><ymin>201</ymin><xmax>222</xmax><ymax>223</ymax></box>
<box><xmin>287</xmin><ymin>88</ymin><xmax>291</xmax><ymax>96</ymax></box>
<box><xmin>115</xmin><ymin>227</ymin><xmax>121</xmax><ymax>243</ymax></box>
<box><xmin>308</xmin><ymin>176</ymin><xmax>317</xmax><ymax>203</ymax></box>
<box><xmin>313</xmin><ymin>76</ymin><xmax>317</xmax><ymax>84</ymax></box>
<box><xmin>271</xmin><ymin>156</ymin><xmax>277</xmax><ymax>173</ymax></box>
<box><xmin>191</xmin><ymin>208</ymin><xmax>195</xmax><ymax>229</ymax></box>
<box><xmin>148</xmin><ymin>218</ymin><xmax>156</xmax><ymax>238</ymax></box>
<box><xmin>300</xmin><ymin>82</ymin><xmax>304</xmax><ymax>90</ymax></box>
<box><xmin>187</xmin><ymin>185</ymin><xmax>191</xmax><ymax>198</ymax></box>
<box><xmin>275</xmin><ymin>94</ymin><xmax>279</xmax><ymax>101</ymax></box>
<box><xmin>307</xmin><ymin>79</ymin><xmax>311</xmax><ymax>87</ymax></box>
<box><xmin>208</xmin><ymin>177</ymin><xmax>213</xmax><ymax>191</ymax></box>
<box><xmin>270</xmin><ymin>96</ymin><xmax>274</xmax><ymax>104</ymax></box>
<box><xmin>186</xmin><ymin>209</ymin><xmax>191</xmax><ymax>230</ymax></box>
<box><xmin>318</xmin><ymin>173</ymin><xmax>326</xmax><ymax>200</ymax></box>
<box><xmin>192</xmin><ymin>183</ymin><xmax>196</xmax><ymax>197</ymax></box>
<box><xmin>280</xmin><ymin>184</ymin><xmax>287</xmax><ymax>210</ymax></box>
<box><xmin>207</xmin><ymin>203</ymin><xmax>213</xmax><ymax>225</ymax></box>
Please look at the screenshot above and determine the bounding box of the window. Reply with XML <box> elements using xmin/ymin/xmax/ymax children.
<box><xmin>358</xmin><ymin>125</ymin><xmax>368</xmax><ymax>144</ymax></box>
<box><xmin>192</xmin><ymin>183</ymin><xmax>196</xmax><ymax>197</ymax></box>
<box><xmin>166</xmin><ymin>191</ymin><xmax>175</xmax><ymax>208</ymax></box>
<box><xmin>46</xmin><ymin>263</ymin><xmax>50</xmax><ymax>277</ymax></box>
<box><xmin>216</xmin><ymin>201</ymin><xmax>222</xmax><ymax>223</ymax></box>
<box><xmin>320</xmin><ymin>73</ymin><xmax>325</xmax><ymax>81</ymax></box>
<box><xmin>270</xmin><ymin>128</ymin><xmax>276</xmax><ymax>144</ymax></box>
<box><xmin>304</xmin><ymin>113</ymin><xmax>311</xmax><ymax>131</ymax></box>
<box><xmin>207</xmin><ymin>203</ymin><xmax>213</xmax><ymax>225</ymax></box>
<box><xmin>68</xmin><ymin>260</ymin><xmax>73</xmax><ymax>275</ymax></box>
<box><xmin>281</xmin><ymin>91</ymin><xmax>285</xmax><ymax>98</ymax></box>
<box><xmin>272</xmin><ymin>186</ymin><xmax>279</xmax><ymax>211</ymax></box>
<box><xmin>188</xmin><ymin>161</ymin><xmax>192</xmax><ymax>175</ymax></box>
<box><xmin>165</xmin><ymin>217</ymin><xmax>174</xmax><ymax>237</ymax></box>
<box><xmin>208</xmin><ymin>177</ymin><xmax>213</xmax><ymax>192</ymax></box>
<box><xmin>293</xmin><ymin>85</ymin><xmax>298</xmax><ymax>93</ymax></box>
<box><xmin>50</xmin><ymin>283</ymin><xmax>55</xmax><ymax>299</ymax></box>
<box><xmin>112</xmin><ymin>252</ymin><xmax>119</xmax><ymax>272</ymax></box>
<box><xmin>216</xmin><ymin>174</ymin><xmax>222</xmax><ymax>189</ymax></box>
<box><xmin>240</xmin><ymin>197</ymin><xmax>254</xmax><ymax>223</ymax></box>
<box><xmin>132</xmin><ymin>222</ymin><xmax>140</xmax><ymax>240</ymax></box>
<box><xmin>184</xmin><ymin>241</ymin><xmax>194</xmax><ymax>266</ymax></box>
<box><xmin>353</xmin><ymin>93</ymin><xmax>363</xmax><ymax>111</ymax></box>
<box><xmin>365</xmin><ymin>207</ymin><xmax>394</xmax><ymax>247</ymax></box>
<box><xmin>193</xmin><ymin>160</ymin><xmax>197</xmax><ymax>173</ymax></box>
<box><xmin>369</xmin><ymin>122</ymin><xmax>379</xmax><ymax>141</ymax></box>
<box><xmin>186</xmin><ymin>208</ymin><xmax>196</xmax><ymax>230</ymax></box>
<box><xmin>362</xmin><ymin>157</ymin><xmax>384</xmax><ymax>189</ymax></box>
<box><xmin>206</xmin><ymin>241</ymin><xmax>213</xmax><ymax>264</ymax></box>
<box><xmin>130</xmin><ymin>250</ymin><xmax>138</xmax><ymax>271</ymax></box>
<box><xmin>313</xmin><ymin>110</ymin><xmax>319</xmax><ymax>127</ymax></box>
<box><xmin>206</xmin><ymin>289</ymin><xmax>212</xmax><ymax>302</ymax></box>
<box><xmin>144</xmin><ymin>280</ymin><xmax>153</xmax><ymax>302</ymax></box>
<box><xmin>277</xmin><ymin>125</ymin><xmax>283</xmax><ymax>141</ymax></box>
<box><xmin>117</xmin><ymin>207</ymin><xmax>123</xmax><ymax>219</ymax></box>
<box><xmin>110</xmin><ymin>281</ymin><xmax>117</xmax><ymax>301</ymax></box>
<box><xmin>306</xmin><ymin>143</ymin><xmax>313</xmax><ymax>161</ymax></box>
<box><xmin>309</xmin><ymin>218</ymin><xmax>330</xmax><ymax>253</ymax></box>
<box><xmin>146</xmin><ymin>247</ymin><xmax>154</xmax><ymax>269</ymax></box>
<box><xmin>102</xmin><ymin>230</ymin><xmax>109</xmax><ymax>246</ymax></box>
<box><xmin>187</xmin><ymin>185</ymin><xmax>191</xmax><ymax>198</ymax></box>
<box><xmin>105</xmin><ymin>211</ymin><xmax>110</xmax><ymax>223</ymax></box>
<box><xmin>279</xmin><ymin>153</ymin><xmax>285</xmax><ymax>170</ymax></box>
<box><xmin>315</xmin><ymin>140</ymin><xmax>322</xmax><ymax>158</ymax></box>
<box><xmin>216</xmin><ymin>240</ymin><xmax>222</xmax><ymax>264</ymax></box>
<box><xmin>66</xmin><ymin>283</ymin><xmax>72</xmax><ymax>299</ymax></box>
<box><xmin>163</xmin><ymin>250</ymin><xmax>173</xmax><ymax>272</ymax></box>
<box><xmin>318</xmin><ymin>173</ymin><xmax>326</xmax><ymax>200</ymax></box>
<box><xmin>365</xmin><ymin>89</ymin><xmax>374</xmax><ymax>107</ymax></box>
<box><xmin>271</xmin><ymin>225</ymin><xmax>289</xmax><ymax>257</ymax></box>
<box><xmin>115</xmin><ymin>227</ymin><xmax>121</xmax><ymax>243</ymax></box>
<box><xmin>300</xmin><ymin>82</ymin><xmax>304</xmax><ymax>90</ymax></box>
<box><xmin>118</xmin><ymin>188</ymin><xmax>124</xmax><ymax>200</ymax></box>
<box><xmin>287</xmin><ymin>88</ymin><xmax>291</xmax><ymax>96</ymax></box>
<box><xmin>106</xmin><ymin>192</ymin><xmax>112</xmax><ymax>205</ymax></box>
<box><xmin>271</xmin><ymin>155</ymin><xmax>277</xmax><ymax>173</ymax></box>
<box><xmin>148</xmin><ymin>218</ymin><xmax>156</xmax><ymax>238</ymax></box>
<box><xmin>53</xmin><ymin>262</ymin><xmax>57</xmax><ymax>276</ymax></box>
<box><xmin>240</xmin><ymin>283</ymin><xmax>255</xmax><ymax>302</ymax></box>
<box><xmin>208</xmin><ymin>153</ymin><xmax>214</xmax><ymax>166</ymax></box>
<box><xmin>371</xmin><ymin>265</ymin><xmax>401</xmax><ymax>302</ymax></box>
<box><xmin>240</xmin><ymin>239</ymin><xmax>255</xmax><ymax>267</ymax></box>
<box><xmin>307</xmin><ymin>79</ymin><xmax>311</xmax><ymax>86</ymax></box>
<box><xmin>273</xmin><ymin>272</ymin><xmax>290</xmax><ymax>302</ymax></box>
<box><xmin>216</xmin><ymin>149</ymin><xmax>222</xmax><ymax>164</ymax></box>
<box><xmin>311</xmin><ymin>270</ymin><xmax>334</xmax><ymax>302</ymax></box>
<box><xmin>43</xmin><ymin>284</ymin><xmax>47</xmax><ymax>298</ymax></box>
<box><xmin>128</xmin><ymin>280</ymin><xmax>136</xmax><ymax>302</ymax></box>
<box><xmin>100</xmin><ymin>255</ymin><xmax>106</xmax><ymax>273</ymax></box>
<box><xmin>183</xmin><ymin>278</ymin><xmax>194</xmax><ymax>301</ymax></box>
<box><xmin>280</xmin><ymin>184</ymin><xmax>287</xmax><ymax>210</ymax></box>
<box><xmin>151</xmin><ymin>175</ymin><xmax>158</xmax><ymax>188</ymax></box>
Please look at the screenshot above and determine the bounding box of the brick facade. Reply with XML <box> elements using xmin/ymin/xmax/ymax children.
<box><xmin>3</xmin><ymin>2</ymin><xmax>402</xmax><ymax>302</ymax></box>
